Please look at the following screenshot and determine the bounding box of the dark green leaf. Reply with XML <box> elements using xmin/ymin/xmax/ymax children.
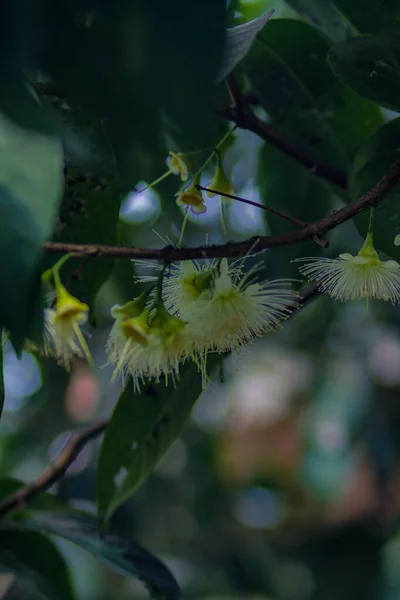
<box><xmin>0</xmin><ymin>2</ymin><xmax>57</xmax><ymax>132</ymax></box>
<box><xmin>284</xmin><ymin>0</ymin><xmax>351</xmax><ymax>41</ymax></box>
<box><xmin>258</xmin><ymin>142</ymin><xmax>333</xmax><ymax>276</ymax></box>
<box><xmin>242</xmin><ymin>19</ymin><xmax>383</xmax><ymax>173</ymax></box>
<box><xmin>97</xmin><ymin>359</ymin><xmax>217</xmax><ymax>525</ymax></box>
<box><xmin>219</xmin><ymin>9</ymin><xmax>275</xmax><ymax>80</ymax></box>
<box><xmin>332</xmin><ymin>0</ymin><xmax>400</xmax><ymax>34</ymax></box>
<box><xmin>348</xmin><ymin>117</ymin><xmax>400</xmax><ymax>260</ymax></box>
<box><xmin>42</xmin><ymin>103</ymin><xmax>121</xmax><ymax>309</ymax></box>
<box><xmin>328</xmin><ymin>34</ymin><xmax>400</xmax><ymax>113</ymax></box>
<box><xmin>46</xmin><ymin>1</ymin><xmax>226</xmax><ymax>142</ymax></box>
<box><xmin>0</xmin><ymin>529</ymin><xmax>75</xmax><ymax>600</ymax></box>
<box><xmin>0</xmin><ymin>112</ymin><xmax>63</xmax><ymax>340</ymax></box>
<box><xmin>0</xmin><ymin>339</ymin><xmax>3</xmax><ymax>422</ymax></box>
<box><xmin>11</xmin><ymin>517</ymin><xmax>181</xmax><ymax>600</ymax></box>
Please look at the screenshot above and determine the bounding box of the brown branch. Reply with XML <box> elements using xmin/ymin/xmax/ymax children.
<box><xmin>218</xmin><ymin>105</ymin><xmax>348</xmax><ymax>190</ymax></box>
<box><xmin>298</xmin><ymin>282</ymin><xmax>319</xmax><ymax>306</ymax></box>
<box><xmin>44</xmin><ymin>158</ymin><xmax>400</xmax><ymax>261</ymax></box>
<box><xmin>0</xmin><ymin>419</ymin><xmax>108</xmax><ymax>518</ymax></box>
<box><xmin>218</xmin><ymin>73</ymin><xmax>348</xmax><ymax>190</ymax></box>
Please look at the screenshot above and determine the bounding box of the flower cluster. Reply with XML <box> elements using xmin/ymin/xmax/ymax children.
<box><xmin>104</xmin><ymin>257</ymin><xmax>298</xmax><ymax>389</ymax></box>
<box><xmin>143</xmin><ymin>136</ymin><xmax>237</xmax><ymax>241</ymax></box>
<box><xmin>105</xmin><ymin>293</ymin><xmax>193</xmax><ymax>391</ymax></box>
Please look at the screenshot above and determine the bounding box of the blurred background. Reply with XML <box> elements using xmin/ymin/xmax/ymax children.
<box><xmin>2</xmin><ymin>0</ymin><xmax>400</xmax><ymax>598</ymax></box>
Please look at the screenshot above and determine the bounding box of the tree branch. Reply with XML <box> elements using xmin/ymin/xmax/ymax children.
<box><xmin>218</xmin><ymin>73</ymin><xmax>348</xmax><ymax>190</ymax></box>
<box><xmin>217</xmin><ymin>105</ymin><xmax>348</xmax><ymax>190</ymax></box>
<box><xmin>44</xmin><ymin>159</ymin><xmax>400</xmax><ymax>261</ymax></box>
<box><xmin>0</xmin><ymin>419</ymin><xmax>108</xmax><ymax>518</ymax></box>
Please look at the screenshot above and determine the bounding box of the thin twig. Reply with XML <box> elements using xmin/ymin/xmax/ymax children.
<box><xmin>196</xmin><ymin>184</ymin><xmax>306</xmax><ymax>226</ymax></box>
<box><xmin>65</xmin><ymin>255</ymin><xmax>93</xmax><ymax>290</ymax></box>
<box><xmin>298</xmin><ymin>282</ymin><xmax>319</xmax><ymax>306</ymax></box>
<box><xmin>0</xmin><ymin>419</ymin><xmax>108</xmax><ymax>518</ymax></box>
<box><xmin>44</xmin><ymin>159</ymin><xmax>400</xmax><ymax>261</ymax></box>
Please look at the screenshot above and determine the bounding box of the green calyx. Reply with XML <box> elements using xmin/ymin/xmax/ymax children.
<box><xmin>193</xmin><ymin>271</ymin><xmax>214</xmax><ymax>292</ymax></box>
<box><xmin>357</xmin><ymin>232</ymin><xmax>381</xmax><ymax>265</ymax></box>
<box><xmin>111</xmin><ymin>292</ymin><xmax>149</xmax><ymax>321</ymax></box>
<box><xmin>150</xmin><ymin>303</ymin><xmax>186</xmax><ymax>343</ymax></box>
<box><xmin>206</xmin><ymin>155</ymin><xmax>233</xmax><ymax>199</ymax></box>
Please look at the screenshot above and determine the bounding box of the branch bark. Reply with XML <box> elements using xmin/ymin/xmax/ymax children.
<box><xmin>218</xmin><ymin>105</ymin><xmax>348</xmax><ymax>190</ymax></box>
<box><xmin>0</xmin><ymin>419</ymin><xmax>108</xmax><ymax>518</ymax></box>
<box><xmin>44</xmin><ymin>159</ymin><xmax>400</xmax><ymax>261</ymax></box>
<box><xmin>217</xmin><ymin>73</ymin><xmax>348</xmax><ymax>190</ymax></box>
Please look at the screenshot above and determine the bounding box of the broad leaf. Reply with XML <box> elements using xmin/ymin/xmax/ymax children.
<box><xmin>45</xmin><ymin>2</ymin><xmax>226</xmax><ymax>143</ymax></box>
<box><xmin>0</xmin><ymin>340</ymin><xmax>3</xmax><ymax>422</ymax></box>
<box><xmin>97</xmin><ymin>360</ymin><xmax>216</xmax><ymax>525</ymax></box>
<box><xmin>328</xmin><ymin>34</ymin><xmax>400</xmax><ymax>113</ymax></box>
<box><xmin>348</xmin><ymin>117</ymin><xmax>400</xmax><ymax>261</ymax></box>
<box><xmin>242</xmin><ymin>19</ymin><xmax>383</xmax><ymax>174</ymax></box>
<box><xmin>42</xmin><ymin>102</ymin><xmax>121</xmax><ymax>309</ymax></box>
<box><xmin>258</xmin><ymin>142</ymin><xmax>333</xmax><ymax>276</ymax></box>
<box><xmin>0</xmin><ymin>2</ymin><xmax>57</xmax><ymax>132</ymax></box>
<box><xmin>11</xmin><ymin>517</ymin><xmax>181</xmax><ymax>600</ymax></box>
<box><xmin>285</xmin><ymin>0</ymin><xmax>351</xmax><ymax>41</ymax></box>
<box><xmin>332</xmin><ymin>0</ymin><xmax>400</xmax><ymax>34</ymax></box>
<box><xmin>0</xmin><ymin>112</ymin><xmax>63</xmax><ymax>340</ymax></box>
<box><xmin>0</xmin><ymin>529</ymin><xmax>75</xmax><ymax>600</ymax></box>
<box><xmin>219</xmin><ymin>10</ymin><xmax>275</xmax><ymax>80</ymax></box>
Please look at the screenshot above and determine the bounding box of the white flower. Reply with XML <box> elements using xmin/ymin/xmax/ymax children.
<box><xmin>163</xmin><ymin>258</ymin><xmax>298</xmax><ymax>352</ymax></box>
<box><xmin>165</xmin><ymin>151</ymin><xmax>189</xmax><ymax>182</ymax></box>
<box><xmin>43</xmin><ymin>286</ymin><xmax>92</xmax><ymax>369</ymax></box>
<box><xmin>106</xmin><ymin>299</ymin><xmax>196</xmax><ymax>390</ymax></box>
<box><xmin>127</xmin><ymin>325</ymin><xmax>193</xmax><ymax>391</ymax></box>
<box><xmin>295</xmin><ymin>232</ymin><xmax>400</xmax><ymax>303</ymax></box>
<box><xmin>106</xmin><ymin>303</ymin><xmax>150</xmax><ymax>384</ymax></box>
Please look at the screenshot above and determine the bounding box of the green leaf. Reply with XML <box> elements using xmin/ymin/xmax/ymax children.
<box><xmin>348</xmin><ymin>117</ymin><xmax>400</xmax><ymax>261</ymax></box>
<box><xmin>97</xmin><ymin>359</ymin><xmax>216</xmax><ymax>525</ymax></box>
<box><xmin>0</xmin><ymin>2</ymin><xmax>58</xmax><ymax>132</ymax></box>
<box><xmin>0</xmin><ymin>529</ymin><xmax>75</xmax><ymax>600</ymax></box>
<box><xmin>328</xmin><ymin>34</ymin><xmax>400</xmax><ymax>113</ymax></box>
<box><xmin>219</xmin><ymin>9</ymin><xmax>275</xmax><ymax>80</ymax></box>
<box><xmin>332</xmin><ymin>0</ymin><xmax>400</xmax><ymax>34</ymax></box>
<box><xmin>0</xmin><ymin>339</ymin><xmax>3</xmax><ymax>422</ymax></box>
<box><xmin>242</xmin><ymin>19</ymin><xmax>383</xmax><ymax>173</ymax></box>
<box><xmin>284</xmin><ymin>0</ymin><xmax>352</xmax><ymax>41</ymax></box>
<box><xmin>12</xmin><ymin>517</ymin><xmax>181</xmax><ymax>600</ymax></box>
<box><xmin>42</xmin><ymin>103</ymin><xmax>121</xmax><ymax>309</ymax></box>
<box><xmin>0</xmin><ymin>112</ymin><xmax>63</xmax><ymax>340</ymax></box>
<box><xmin>46</xmin><ymin>2</ymin><xmax>227</xmax><ymax>142</ymax></box>
<box><xmin>258</xmin><ymin>142</ymin><xmax>333</xmax><ymax>276</ymax></box>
